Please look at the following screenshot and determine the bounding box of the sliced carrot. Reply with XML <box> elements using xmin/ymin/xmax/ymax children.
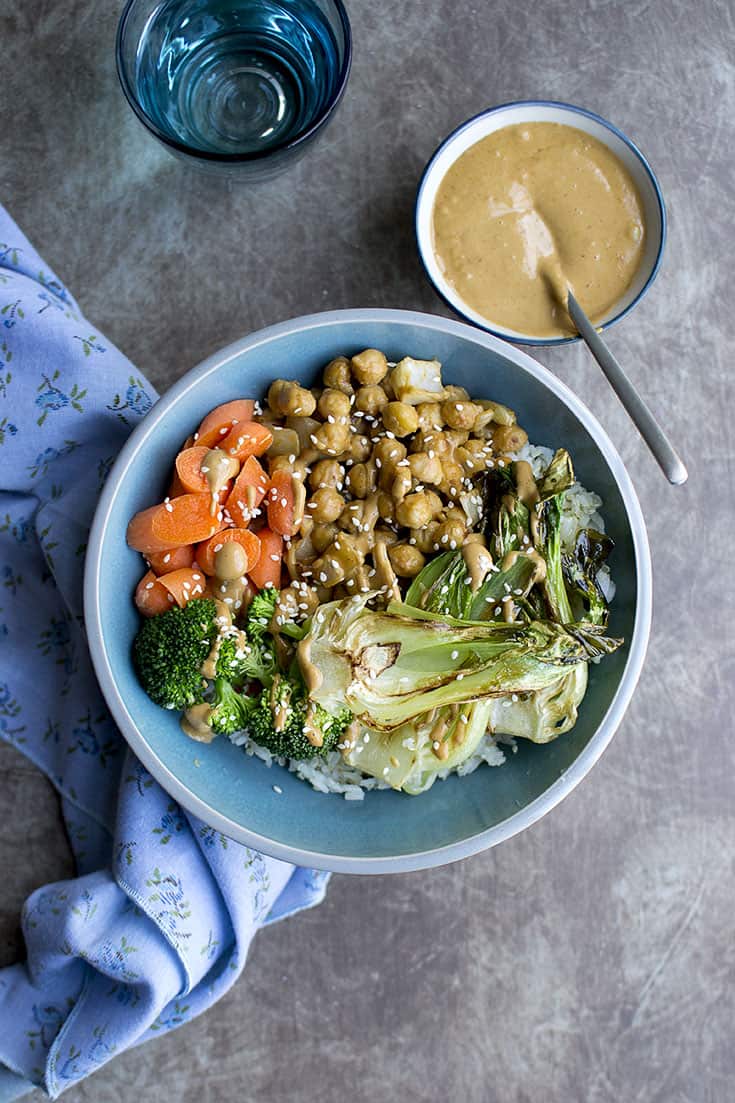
<box><xmin>225</xmin><ymin>456</ymin><xmax>269</xmax><ymax>527</ymax></box>
<box><xmin>157</xmin><ymin>566</ymin><xmax>208</xmax><ymax>608</ymax></box>
<box><xmin>175</xmin><ymin>446</ymin><xmax>211</xmax><ymax>494</ymax></box>
<box><xmin>196</xmin><ymin>400</ymin><xmax>255</xmax><ymax>449</ymax></box>
<box><xmin>135</xmin><ymin>570</ymin><xmax>172</xmax><ymax>617</ymax></box>
<box><xmin>266</xmin><ymin>470</ymin><xmax>296</xmax><ymax>536</ymax></box>
<box><xmin>128</xmin><ymin>494</ymin><xmax>225</xmax><ymax>553</ymax></box>
<box><xmin>248</xmin><ymin>527</ymin><xmax>283</xmax><ymax>591</ymax></box>
<box><xmin>127</xmin><ymin>504</ymin><xmax>173</xmax><ymax>554</ymax></box>
<box><xmin>196</xmin><ymin>528</ymin><xmax>262</xmax><ymax>577</ymax></box>
<box><xmin>168</xmin><ymin>470</ymin><xmax>187</xmax><ymax>498</ymax></box>
<box><xmin>219</xmin><ymin>420</ymin><xmax>273</xmax><ymax>461</ymax></box>
<box><xmin>153</xmin><ymin>494</ymin><xmax>226</xmax><ymax>548</ymax></box>
<box><xmin>146</xmin><ymin>545</ymin><xmax>195</xmax><ymax>576</ymax></box>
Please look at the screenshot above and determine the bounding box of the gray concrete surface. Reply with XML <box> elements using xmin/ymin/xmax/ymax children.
<box><xmin>1</xmin><ymin>0</ymin><xmax>734</xmax><ymax>1099</ymax></box>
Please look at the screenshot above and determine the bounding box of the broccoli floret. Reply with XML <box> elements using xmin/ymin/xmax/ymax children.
<box><xmin>209</xmin><ymin>677</ymin><xmax>257</xmax><ymax>737</ymax></box>
<box><xmin>215</xmin><ymin>630</ymin><xmax>276</xmax><ymax>688</ymax></box>
<box><xmin>246</xmin><ymin>676</ymin><xmax>353</xmax><ymax>760</ymax></box>
<box><xmin>246</xmin><ymin>588</ymin><xmax>279</xmax><ymax>645</ymax></box>
<box><xmin>134</xmin><ymin>598</ymin><xmax>218</xmax><ymax>710</ymax></box>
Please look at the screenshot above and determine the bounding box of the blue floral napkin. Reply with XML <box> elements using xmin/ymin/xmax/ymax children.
<box><xmin>0</xmin><ymin>207</ymin><xmax>329</xmax><ymax>1100</ymax></box>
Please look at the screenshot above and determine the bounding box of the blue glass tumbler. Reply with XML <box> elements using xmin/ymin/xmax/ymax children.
<box><xmin>116</xmin><ymin>0</ymin><xmax>351</xmax><ymax>177</ymax></box>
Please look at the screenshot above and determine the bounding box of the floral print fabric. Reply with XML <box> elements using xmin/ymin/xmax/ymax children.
<box><xmin>0</xmin><ymin>208</ymin><xmax>329</xmax><ymax>1099</ymax></box>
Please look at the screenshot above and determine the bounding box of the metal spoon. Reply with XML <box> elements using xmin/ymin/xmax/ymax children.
<box><xmin>566</xmin><ymin>290</ymin><xmax>687</xmax><ymax>486</ymax></box>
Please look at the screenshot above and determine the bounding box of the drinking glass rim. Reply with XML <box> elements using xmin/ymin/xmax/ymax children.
<box><xmin>115</xmin><ymin>0</ymin><xmax>353</xmax><ymax>163</ymax></box>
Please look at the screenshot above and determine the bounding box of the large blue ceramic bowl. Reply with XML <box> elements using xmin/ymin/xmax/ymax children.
<box><xmin>84</xmin><ymin>309</ymin><xmax>651</xmax><ymax>873</ymax></box>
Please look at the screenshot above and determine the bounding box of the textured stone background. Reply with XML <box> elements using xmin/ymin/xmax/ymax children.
<box><xmin>1</xmin><ymin>0</ymin><xmax>734</xmax><ymax>1099</ymax></box>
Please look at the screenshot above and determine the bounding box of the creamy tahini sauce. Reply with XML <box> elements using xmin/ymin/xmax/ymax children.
<box><xmin>462</xmin><ymin>540</ymin><xmax>494</xmax><ymax>592</ymax></box>
<box><xmin>181</xmin><ymin>702</ymin><xmax>215</xmax><ymax>742</ymax></box>
<box><xmin>432</xmin><ymin>122</ymin><xmax>645</xmax><ymax>337</ymax></box>
<box><xmin>214</xmin><ymin>541</ymin><xmax>248</xmax><ymax>581</ymax></box>
<box><xmin>202</xmin><ymin>448</ymin><xmax>239</xmax><ymax>515</ymax></box>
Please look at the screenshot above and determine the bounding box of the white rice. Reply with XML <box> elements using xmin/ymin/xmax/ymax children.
<box><xmin>228</xmin><ymin>439</ymin><xmax>613</xmax><ymax>798</ymax></box>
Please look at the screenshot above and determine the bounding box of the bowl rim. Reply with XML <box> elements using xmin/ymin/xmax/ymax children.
<box><xmin>415</xmin><ymin>99</ymin><xmax>667</xmax><ymax>347</ymax></box>
<box><xmin>115</xmin><ymin>0</ymin><xmax>352</xmax><ymax>164</ymax></box>
<box><xmin>84</xmin><ymin>308</ymin><xmax>652</xmax><ymax>874</ymax></box>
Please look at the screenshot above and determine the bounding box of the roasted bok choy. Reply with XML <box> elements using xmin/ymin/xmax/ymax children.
<box><xmin>294</xmin><ymin>447</ymin><xmax>622</xmax><ymax>793</ymax></box>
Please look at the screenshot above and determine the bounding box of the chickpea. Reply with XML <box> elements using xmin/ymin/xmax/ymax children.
<box><xmin>307</xmin><ymin>486</ymin><xmax>344</xmax><ymax>524</ymax></box>
<box><xmin>309</xmin><ymin>459</ymin><xmax>344</xmax><ymax>491</ymax></box>
<box><xmin>291</xmin><ymin>582</ymin><xmax>320</xmax><ymax>616</ymax></box>
<box><xmin>410</xmin><ymin>429</ymin><xmax>445</xmax><ymax>456</ymax></box>
<box><xmin>391</xmin><ymin>466</ymin><xmax>413</xmax><ymax>500</ymax></box>
<box><xmin>433</xmin><ymin>517</ymin><xmax>466</xmax><ymax>551</ymax></box>
<box><xmin>456</xmin><ymin>445</ymin><xmax>487</xmax><ymax>476</ymax></box>
<box><xmin>388</xmin><ymin>543</ymin><xmax>426</xmax><ymax>578</ymax></box>
<box><xmin>322</xmin><ymin>356</ymin><xmax>353</xmax><ymax>394</ymax></box>
<box><xmin>395</xmin><ymin>492</ymin><xmax>435</xmax><ymax>529</ymax></box>
<box><xmin>268</xmin><ymin>379</ymin><xmax>316</xmax><ymax>418</ymax></box>
<box><xmin>267</xmin><ymin>425</ymin><xmax>301</xmax><ymax>458</ymax></box>
<box><xmin>382</xmin><ymin>401</ymin><xmax>419</xmax><ymax>438</ymax></box>
<box><xmin>311</xmin><ymin>522</ymin><xmax>339</xmax><ymax>554</ymax></box>
<box><xmin>424</xmin><ymin>489</ymin><xmax>444</xmax><ymax>518</ymax></box>
<box><xmin>355</xmin><ymin>384</ymin><xmax>389</xmax><ymax>416</ymax></box>
<box><xmin>346</xmin><ymin>461</ymin><xmax>376</xmax><ymax>499</ymax></box>
<box><xmin>411</xmin><ymin>521</ymin><xmax>439</xmax><ymax>553</ymax></box>
<box><xmin>274</xmin><ymin>585</ymin><xmax>301</xmax><ymax>621</ymax></box>
<box><xmin>286</xmin><ymin>415</ymin><xmax>321</xmax><ymax>452</ymax></box>
<box><xmin>377</xmin><ymin>491</ymin><xmax>395</xmax><ymax>522</ymax></box>
<box><xmin>309</xmin><ymin>420</ymin><xmax>351</xmax><ymax>456</ymax></box>
<box><xmin>373</xmin><ymin>526</ymin><xmax>399</xmax><ymax>548</ymax></box>
<box><xmin>444</xmin><ymin>505</ymin><xmax>468</xmax><ymax>526</ymax></box>
<box><xmin>339</xmin><ymin>497</ymin><xmax>379</xmax><ymax>535</ymax></box>
<box><xmin>314</xmin><ymin>537</ymin><xmax>363</xmax><ymax>586</ymax></box>
<box><xmin>348</xmin><ymin>432</ymin><xmax>372</xmax><ymax>463</ymax></box>
<box><xmin>317</xmin><ymin>388</ymin><xmax>352</xmax><ymax>422</ymax></box>
<box><xmin>443</xmin><ymin>384</ymin><xmax>470</xmax><ymax>402</ymax></box>
<box><xmin>415</xmin><ymin>402</ymin><xmax>444</xmax><ymax>433</ymax></box>
<box><xmin>441</xmin><ymin>399</ymin><xmax>482</xmax><ymax>431</ymax></box>
<box><xmin>445</xmin><ymin>429</ymin><xmax>469</xmax><ymax>451</ymax></box>
<box><xmin>332</xmin><ymin>534</ymin><xmax>364</xmax><ymax>575</ymax></box>
<box><xmin>491</xmin><ymin>424</ymin><xmax>529</xmax><ymax>453</ymax></box>
<box><xmin>480</xmin><ymin>400</ymin><xmax>516</xmax><ymax>426</ymax></box>
<box><xmin>408</xmin><ymin>451</ymin><xmax>443</xmax><ymax>485</ymax></box>
<box><xmin>373</xmin><ymin>437</ymin><xmax>407</xmax><ymax>468</ymax></box>
<box><xmin>439</xmin><ymin>459</ymin><xmax>465</xmax><ymax>499</ymax></box>
<box><xmin>351</xmin><ymin>348</ymin><xmax>388</xmax><ymax>385</ymax></box>
<box><xmin>269</xmin><ymin>454</ymin><xmax>309</xmax><ymax>481</ymax></box>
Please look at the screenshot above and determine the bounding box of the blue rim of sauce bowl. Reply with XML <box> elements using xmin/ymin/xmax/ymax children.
<box><xmin>415</xmin><ymin>100</ymin><xmax>667</xmax><ymax>347</ymax></box>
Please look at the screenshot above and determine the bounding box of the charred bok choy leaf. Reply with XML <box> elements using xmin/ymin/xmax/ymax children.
<box><xmin>562</xmin><ymin>528</ymin><xmax>614</xmax><ymax>625</ymax></box>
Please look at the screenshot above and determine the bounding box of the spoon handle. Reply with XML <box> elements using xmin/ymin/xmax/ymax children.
<box><xmin>566</xmin><ymin>292</ymin><xmax>688</xmax><ymax>486</ymax></box>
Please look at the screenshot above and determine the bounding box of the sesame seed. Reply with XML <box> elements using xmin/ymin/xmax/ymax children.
<box><xmin>145</xmin><ymin>581</ymin><xmax>154</xmax><ymax>590</ymax></box>
<box><xmin>451</xmin><ymin>649</ymin><xmax>459</xmax><ymax>660</ymax></box>
<box><xmin>167</xmin><ymin>594</ymin><xmax>174</xmax><ymax>602</ymax></box>
<box><xmin>270</xmin><ymin>553</ymin><xmax>280</xmax><ymax>562</ymax></box>
<box><xmin>432</xmin><ymin>741</ymin><xmax>440</xmax><ymax>749</ymax></box>
<box><xmin>163</xmin><ymin>553</ymin><xmax>171</xmax><ymax>563</ymax></box>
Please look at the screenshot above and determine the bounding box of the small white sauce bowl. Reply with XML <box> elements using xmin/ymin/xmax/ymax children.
<box><xmin>415</xmin><ymin>100</ymin><xmax>667</xmax><ymax>346</ymax></box>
